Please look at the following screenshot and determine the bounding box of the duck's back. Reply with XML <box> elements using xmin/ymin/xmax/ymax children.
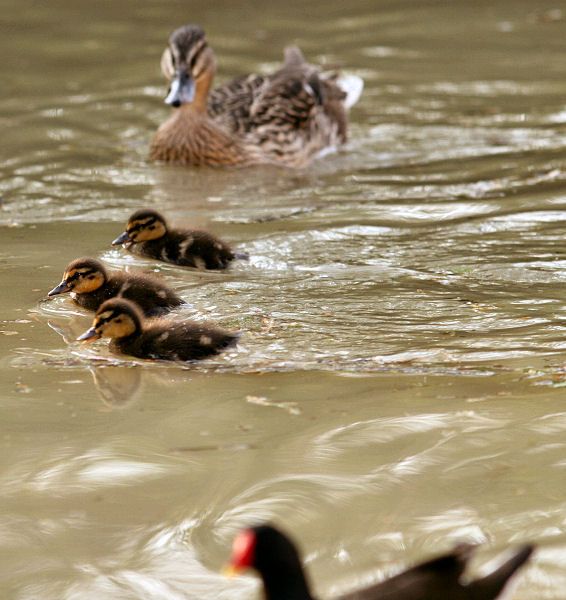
<box><xmin>208</xmin><ymin>47</ymin><xmax>353</xmax><ymax>166</ymax></box>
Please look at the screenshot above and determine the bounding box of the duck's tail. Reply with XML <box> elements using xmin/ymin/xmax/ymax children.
<box><xmin>467</xmin><ymin>545</ymin><xmax>533</xmax><ymax>599</ymax></box>
<box><xmin>336</xmin><ymin>74</ymin><xmax>364</xmax><ymax>109</ymax></box>
<box><xmin>283</xmin><ymin>45</ymin><xmax>307</xmax><ymax>67</ymax></box>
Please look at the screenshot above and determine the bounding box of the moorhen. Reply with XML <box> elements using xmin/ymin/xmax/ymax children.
<box><xmin>227</xmin><ymin>524</ymin><xmax>533</xmax><ymax>600</ymax></box>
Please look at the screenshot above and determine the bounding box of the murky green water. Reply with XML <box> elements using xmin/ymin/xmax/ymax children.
<box><xmin>2</xmin><ymin>0</ymin><xmax>566</xmax><ymax>597</ymax></box>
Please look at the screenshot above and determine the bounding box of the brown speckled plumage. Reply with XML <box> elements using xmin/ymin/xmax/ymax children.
<box><xmin>151</xmin><ymin>110</ymin><xmax>253</xmax><ymax>166</ymax></box>
<box><xmin>150</xmin><ymin>25</ymin><xmax>358</xmax><ymax>168</ymax></box>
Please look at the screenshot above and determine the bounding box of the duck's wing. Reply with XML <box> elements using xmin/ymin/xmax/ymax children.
<box><xmin>248</xmin><ymin>48</ymin><xmax>348</xmax><ymax>138</ymax></box>
<box><xmin>208</xmin><ymin>73</ymin><xmax>268</xmax><ymax>134</ymax></box>
<box><xmin>338</xmin><ymin>544</ymin><xmax>473</xmax><ymax>600</ymax></box>
<box><xmin>208</xmin><ymin>46</ymin><xmax>351</xmax><ymax>140</ymax></box>
<box><xmin>466</xmin><ymin>545</ymin><xmax>533</xmax><ymax>599</ymax></box>
<box><xmin>337</xmin><ymin>544</ymin><xmax>532</xmax><ymax>600</ymax></box>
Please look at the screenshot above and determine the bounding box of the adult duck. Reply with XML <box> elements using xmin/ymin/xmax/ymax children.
<box><xmin>150</xmin><ymin>24</ymin><xmax>363</xmax><ymax>168</ymax></box>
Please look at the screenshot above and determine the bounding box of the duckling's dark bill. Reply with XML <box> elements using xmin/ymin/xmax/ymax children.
<box><xmin>111</xmin><ymin>231</ymin><xmax>130</xmax><ymax>245</ymax></box>
<box><xmin>77</xmin><ymin>327</ymin><xmax>100</xmax><ymax>342</ymax></box>
<box><xmin>48</xmin><ymin>281</ymin><xmax>71</xmax><ymax>296</ymax></box>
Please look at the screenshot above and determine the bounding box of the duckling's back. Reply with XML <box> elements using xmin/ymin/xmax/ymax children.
<box><xmin>114</xmin><ymin>319</ymin><xmax>239</xmax><ymax>362</ymax></box>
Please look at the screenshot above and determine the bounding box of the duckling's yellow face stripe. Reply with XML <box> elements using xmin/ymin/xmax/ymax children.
<box><xmin>126</xmin><ymin>217</ymin><xmax>166</xmax><ymax>242</ymax></box>
<box><xmin>64</xmin><ymin>267</ymin><xmax>104</xmax><ymax>293</ymax></box>
<box><xmin>92</xmin><ymin>310</ymin><xmax>137</xmax><ymax>340</ymax></box>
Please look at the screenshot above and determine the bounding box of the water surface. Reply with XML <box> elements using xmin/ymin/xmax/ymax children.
<box><xmin>1</xmin><ymin>0</ymin><xmax>566</xmax><ymax>598</ymax></box>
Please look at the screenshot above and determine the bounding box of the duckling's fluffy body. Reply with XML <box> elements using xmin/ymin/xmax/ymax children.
<box><xmin>79</xmin><ymin>298</ymin><xmax>239</xmax><ymax>362</ymax></box>
<box><xmin>113</xmin><ymin>209</ymin><xmax>242</xmax><ymax>270</ymax></box>
<box><xmin>127</xmin><ymin>228</ymin><xmax>235</xmax><ymax>269</ymax></box>
<box><xmin>150</xmin><ymin>25</ymin><xmax>362</xmax><ymax>168</ymax></box>
<box><xmin>48</xmin><ymin>258</ymin><xmax>183</xmax><ymax>317</ymax></box>
<box><xmin>112</xmin><ymin>316</ymin><xmax>239</xmax><ymax>361</ymax></box>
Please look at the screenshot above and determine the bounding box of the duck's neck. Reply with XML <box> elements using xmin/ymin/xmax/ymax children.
<box><xmin>191</xmin><ymin>66</ymin><xmax>215</xmax><ymax>113</ymax></box>
<box><xmin>259</xmin><ymin>562</ymin><xmax>314</xmax><ymax>600</ymax></box>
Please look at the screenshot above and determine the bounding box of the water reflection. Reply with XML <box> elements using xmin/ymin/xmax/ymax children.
<box><xmin>91</xmin><ymin>366</ymin><xmax>142</xmax><ymax>408</ymax></box>
<box><xmin>1</xmin><ymin>0</ymin><xmax>566</xmax><ymax>597</ymax></box>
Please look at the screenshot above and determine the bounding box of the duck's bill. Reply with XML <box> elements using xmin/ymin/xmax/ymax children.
<box><xmin>77</xmin><ymin>327</ymin><xmax>100</xmax><ymax>342</ymax></box>
<box><xmin>165</xmin><ymin>71</ymin><xmax>195</xmax><ymax>106</ymax></box>
<box><xmin>48</xmin><ymin>281</ymin><xmax>71</xmax><ymax>296</ymax></box>
<box><xmin>112</xmin><ymin>231</ymin><xmax>130</xmax><ymax>245</ymax></box>
<box><xmin>222</xmin><ymin>564</ymin><xmax>242</xmax><ymax>578</ymax></box>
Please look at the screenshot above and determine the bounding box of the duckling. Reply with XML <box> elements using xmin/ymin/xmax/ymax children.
<box><xmin>77</xmin><ymin>298</ymin><xmax>239</xmax><ymax>361</ymax></box>
<box><xmin>150</xmin><ymin>24</ymin><xmax>363</xmax><ymax>168</ymax></box>
<box><xmin>48</xmin><ymin>257</ymin><xmax>184</xmax><ymax>317</ymax></box>
<box><xmin>112</xmin><ymin>209</ymin><xmax>245</xmax><ymax>269</ymax></box>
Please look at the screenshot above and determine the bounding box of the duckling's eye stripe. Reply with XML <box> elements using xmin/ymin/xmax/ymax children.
<box><xmin>66</xmin><ymin>270</ymin><xmax>91</xmax><ymax>282</ymax></box>
<box><xmin>128</xmin><ymin>218</ymin><xmax>157</xmax><ymax>233</ymax></box>
<box><xmin>96</xmin><ymin>311</ymin><xmax>117</xmax><ymax>326</ymax></box>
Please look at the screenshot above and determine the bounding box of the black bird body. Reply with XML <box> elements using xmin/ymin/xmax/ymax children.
<box><xmin>78</xmin><ymin>298</ymin><xmax>239</xmax><ymax>362</ymax></box>
<box><xmin>228</xmin><ymin>525</ymin><xmax>533</xmax><ymax>600</ymax></box>
<box><xmin>48</xmin><ymin>257</ymin><xmax>183</xmax><ymax>317</ymax></box>
<box><xmin>339</xmin><ymin>543</ymin><xmax>533</xmax><ymax>600</ymax></box>
<box><xmin>112</xmin><ymin>209</ymin><xmax>244</xmax><ymax>270</ymax></box>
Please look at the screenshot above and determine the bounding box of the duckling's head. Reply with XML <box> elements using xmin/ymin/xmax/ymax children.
<box><xmin>160</xmin><ymin>24</ymin><xmax>217</xmax><ymax>107</ymax></box>
<box><xmin>48</xmin><ymin>258</ymin><xmax>107</xmax><ymax>296</ymax></box>
<box><xmin>77</xmin><ymin>298</ymin><xmax>142</xmax><ymax>342</ymax></box>
<box><xmin>112</xmin><ymin>209</ymin><xmax>168</xmax><ymax>245</ymax></box>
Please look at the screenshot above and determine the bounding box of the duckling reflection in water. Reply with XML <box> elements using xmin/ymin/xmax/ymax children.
<box><xmin>150</xmin><ymin>24</ymin><xmax>363</xmax><ymax>167</ymax></box>
<box><xmin>90</xmin><ymin>366</ymin><xmax>142</xmax><ymax>408</ymax></box>
<box><xmin>112</xmin><ymin>209</ymin><xmax>247</xmax><ymax>270</ymax></box>
<box><xmin>48</xmin><ymin>257</ymin><xmax>184</xmax><ymax>317</ymax></box>
<box><xmin>78</xmin><ymin>298</ymin><xmax>239</xmax><ymax>362</ymax></box>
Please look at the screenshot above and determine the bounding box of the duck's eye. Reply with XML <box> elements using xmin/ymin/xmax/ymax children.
<box><xmin>149</xmin><ymin>225</ymin><xmax>156</xmax><ymax>230</ymax></box>
<box><xmin>114</xmin><ymin>318</ymin><xmax>123</xmax><ymax>324</ymax></box>
<box><xmin>88</xmin><ymin>275</ymin><xmax>96</xmax><ymax>280</ymax></box>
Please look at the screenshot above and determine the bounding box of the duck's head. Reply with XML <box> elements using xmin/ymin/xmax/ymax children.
<box><xmin>160</xmin><ymin>24</ymin><xmax>217</xmax><ymax>108</ymax></box>
<box><xmin>226</xmin><ymin>525</ymin><xmax>305</xmax><ymax>583</ymax></box>
<box><xmin>48</xmin><ymin>258</ymin><xmax>107</xmax><ymax>296</ymax></box>
<box><xmin>77</xmin><ymin>298</ymin><xmax>142</xmax><ymax>342</ymax></box>
<box><xmin>112</xmin><ymin>209</ymin><xmax>167</xmax><ymax>245</ymax></box>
